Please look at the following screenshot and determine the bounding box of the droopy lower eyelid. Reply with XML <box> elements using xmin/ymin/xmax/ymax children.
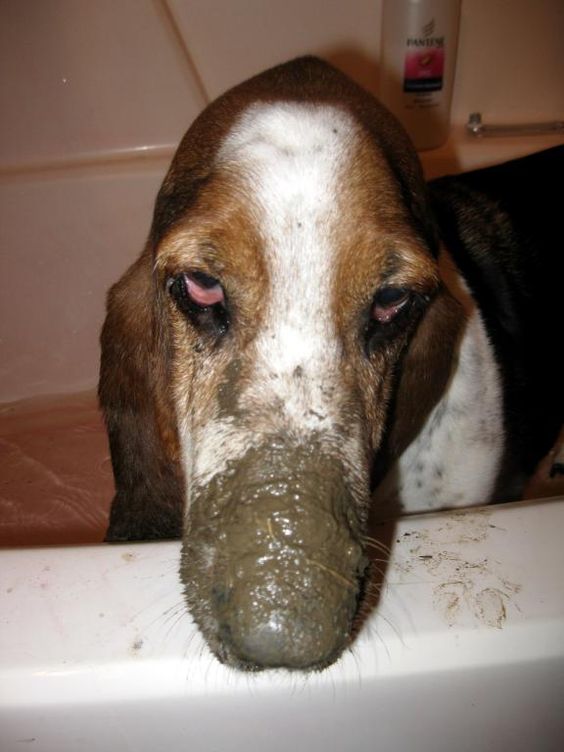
<box><xmin>183</xmin><ymin>272</ymin><xmax>225</xmax><ymax>308</ymax></box>
<box><xmin>371</xmin><ymin>287</ymin><xmax>413</xmax><ymax>326</ymax></box>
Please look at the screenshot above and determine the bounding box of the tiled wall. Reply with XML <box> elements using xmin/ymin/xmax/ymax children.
<box><xmin>1</xmin><ymin>0</ymin><xmax>563</xmax><ymax>403</ymax></box>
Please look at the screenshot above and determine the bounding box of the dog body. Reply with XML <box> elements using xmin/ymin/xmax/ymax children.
<box><xmin>100</xmin><ymin>58</ymin><xmax>563</xmax><ymax>670</ymax></box>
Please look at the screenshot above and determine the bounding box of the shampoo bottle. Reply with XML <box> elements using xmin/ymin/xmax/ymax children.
<box><xmin>380</xmin><ymin>0</ymin><xmax>461</xmax><ymax>150</ymax></box>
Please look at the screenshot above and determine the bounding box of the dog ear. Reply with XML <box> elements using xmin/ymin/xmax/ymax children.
<box><xmin>387</xmin><ymin>288</ymin><xmax>464</xmax><ymax>459</ymax></box>
<box><xmin>99</xmin><ymin>248</ymin><xmax>184</xmax><ymax>541</ymax></box>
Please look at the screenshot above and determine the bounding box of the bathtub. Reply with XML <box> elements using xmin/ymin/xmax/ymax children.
<box><xmin>1</xmin><ymin>488</ymin><xmax>564</xmax><ymax>751</ymax></box>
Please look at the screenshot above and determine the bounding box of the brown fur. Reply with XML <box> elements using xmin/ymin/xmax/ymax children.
<box><xmin>99</xmin><ymin>252</ymin><xmax>184</xmax><ymax>540</ymax></box>
<box><xmin>388</xmin><ymin>289</ymin><xmax>464</xmax><ymax>458</ymax></box>
<box><xmin>331</xmin><ymin>129</ymin><xmax>445</xmax><ymax>456</ymax></box>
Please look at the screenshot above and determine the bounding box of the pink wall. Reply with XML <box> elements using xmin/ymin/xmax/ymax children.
<box><xmin>1</xmin><ymin>0</ymin><xmax>563</xmax><ymax>403</ymax></box>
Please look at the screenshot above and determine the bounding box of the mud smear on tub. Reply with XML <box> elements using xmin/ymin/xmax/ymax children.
<box><xmin>130</xmin><ymin>637</ymin><xmax>144</xmax><ymax>656</ymax></box>
<box><xmin>392</xmin><ymin>508</ymin><xmax>522</xmax><ymax>629</ymax></box>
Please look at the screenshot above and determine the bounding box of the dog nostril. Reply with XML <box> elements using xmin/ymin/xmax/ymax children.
<box><xmin>213</xmin><ymin>572</ymin><xmax>358</xmax><ymax>671</ymax></box>
<box><xmin>234</xmin><ymin>612</ymin><xmax>289</xmax><ymax>666</ymax></box>
<box><xmin>223</xmin><ymin>610</ymin><xmax>347</xmax><ymax>670</ymax></box>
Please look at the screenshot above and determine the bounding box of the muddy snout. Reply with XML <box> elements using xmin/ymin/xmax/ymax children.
<box><xmin>182</xmin><ymin>440</ymin><xmax>368</xmax><ymax>671</ymax></box>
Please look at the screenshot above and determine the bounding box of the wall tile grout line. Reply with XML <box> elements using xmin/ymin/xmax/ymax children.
<box><xmin>0</xmin><ymin>147</ymin><xmax>176</xmax><ymax>182</ymax></box>
<box><xmin>156</xmin><ymin>0</ymin><xmax>211</xmax><ymax>107</ymax></box>
<box><xmin>0</xmin><ymin>1</ymin><xmax>210</xmax><ymax>182</ymax></box>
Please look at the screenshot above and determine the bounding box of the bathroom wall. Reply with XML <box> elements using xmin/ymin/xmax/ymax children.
<box><xmin>1</xmin><ymin>0</ymin><xmax>563</xmax><ymax>403</ymax></box>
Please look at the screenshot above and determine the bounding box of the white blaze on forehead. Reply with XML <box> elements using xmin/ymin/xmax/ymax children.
<box><xmin>184</xmin><ymin>103</ymin><xmax>368</xmax><ymax>497</ymax></box>
<box><xmin>218</xmin><ymin>102</ymin><xmax>359</xmax><ymax>429</ymax></box>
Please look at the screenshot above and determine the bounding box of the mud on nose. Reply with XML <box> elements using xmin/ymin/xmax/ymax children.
<box><xmin>182</xmin><ymin>437</ymin><xmax>369</xmax><ymax>671</ymax></box>
<box><xmin>214</xmin><ymin>568</ymin><xmax>359</xmax><ymax>670</ymax></box>
<box><xmin>231</xmin><ymin>614</ymin><xmax>319</xmax><ymax>670</ymax></box>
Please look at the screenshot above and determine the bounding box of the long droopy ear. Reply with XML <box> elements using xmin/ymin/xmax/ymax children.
<box><xmin>372</xmin><ymin>287</ymin><xmax>465</xmax><ymax>487</ymax></box>
<box><xmin>99</xmin><ymin>247</ymin><xmax>184</xmax><ymax>541</ymax></box>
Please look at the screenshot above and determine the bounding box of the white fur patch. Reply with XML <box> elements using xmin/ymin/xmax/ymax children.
<box><xmin>218</xmin><ymin>103</ymin><xmax>353</xmax><ymax>425</ymax></box>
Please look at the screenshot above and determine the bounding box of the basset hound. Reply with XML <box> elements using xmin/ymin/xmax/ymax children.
<box><xmin>99</xmin><ymin>57</ymin><xmax>564</xmax><ymax>671</ymax></box>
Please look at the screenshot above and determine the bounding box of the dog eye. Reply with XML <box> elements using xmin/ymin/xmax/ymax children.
<box><xmin>183</xmin><ymin>271</ymin><xmax>225</xmax><ymax>308</ymax></box>
<box><xmin>168</xmin><ymin>272</ymin><xmax>225</xmax><ymax>309</ymax></box>
<box><xmin>372</xmin><ymin>287</ymin><xmax>411</xmax><ymax>324</ymax></box>
<box><xmin>168</xmin><ymin>271</ymin><xmax>229</xmax><ymax>338</ymax></box>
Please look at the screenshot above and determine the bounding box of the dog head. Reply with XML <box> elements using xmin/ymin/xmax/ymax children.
<box><xmin>100</xmin><ymin>57</ymin><xmax>458</xmax><ymax>670</ymax></box>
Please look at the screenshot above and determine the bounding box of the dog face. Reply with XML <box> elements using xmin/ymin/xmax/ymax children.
<box><xmin>101</xmin><ymin>58</ymin><xmax>453</xmax><ymax>670</ymax></box>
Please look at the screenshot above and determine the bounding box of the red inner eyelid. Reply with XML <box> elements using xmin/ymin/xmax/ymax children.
<box><xmin>184</xmin><ymin>273</ymin><xmax>225</xmax><ymax>307</ymax></box>
<box><xmin>372</xmin><ymin>293</ymin><xmax>410</xmax><ymax>323</ymax></box>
